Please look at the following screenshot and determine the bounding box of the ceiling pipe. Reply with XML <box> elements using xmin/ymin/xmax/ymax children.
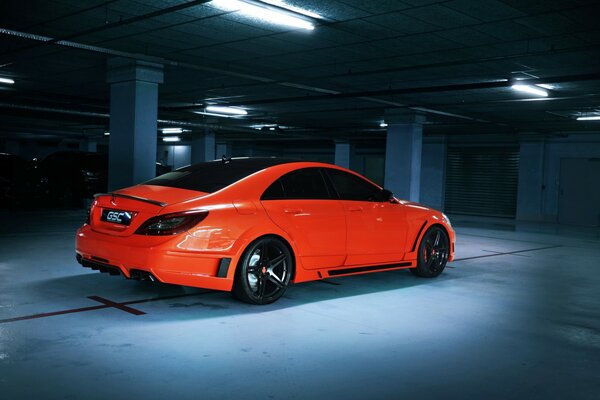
<box><xmin>0</xmin><ymin>28</ymin><xmax>478</xmax><ymax>122</ymax></box>
<box><xmin>238</xmin><ymin>72</ymin><xmax>600</xmax><ymax>106</ymax></box>
<box><xmin>0</xmin><ymin>102</ymin><xmax>259</xmax><ymax>134</ymax></box>
<box><xmin>0</xmin><ymin>1</ymin><xmax>214</xmax><ymax>58</ymax></box>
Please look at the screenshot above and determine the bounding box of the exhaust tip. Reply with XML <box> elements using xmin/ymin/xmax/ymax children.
<box><xmin>129</xmin><ymin>269</ymin><xmax>158</xmax><ymax>282</ymax></box>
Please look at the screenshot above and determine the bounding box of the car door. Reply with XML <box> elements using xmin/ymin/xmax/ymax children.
<box><xmin>324</xmin><ymin>168</ymin><xmax>407</xmax><ymax>266</ymax></box>
<box><xmin>260</xmin><ymin>167</ymin><xmax>346</xmax><ymax>269</ymax></box>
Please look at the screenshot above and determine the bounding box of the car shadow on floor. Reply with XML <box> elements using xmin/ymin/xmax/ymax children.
<box><xmin>23</xmin><ymin>266</ymin><xmax>464</xmax><ymax>323</ymax></box>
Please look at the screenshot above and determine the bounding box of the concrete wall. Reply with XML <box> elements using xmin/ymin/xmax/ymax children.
<box><xmin>419</xmin><ymin>137</ymin><xmax>446</xmax><ymax>210</ymax></box>
<box><xmin>516</xmin><ymin>140</ymin><xmax>545</xmax><ymax>221</ymax></box>
<box><xmin>543</xmin><ymin>134</ymin><xmax>600</xmax><ymax>221</ymax></box>
<box><xmin>157</xmin><ymin>144</ymin><xmax>191</xmax><ymax>169</ymax></box>
<box><xmin>512</xmin><ymin>133</ymin><xmax>600</xmax><ymax>222</ymax></box>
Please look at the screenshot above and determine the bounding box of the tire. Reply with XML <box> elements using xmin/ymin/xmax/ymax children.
<box><xmin>410</xmin><ymin>225</ymin><xmax>449</xmax><ymax>278</ymax></box>
<box><xmin>233</xmin><ymin>236</ymin><xmax>293</xmax><ymax>305</ymax></box>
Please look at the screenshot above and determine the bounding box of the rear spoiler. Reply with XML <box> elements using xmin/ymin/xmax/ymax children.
<box><xmin>94</xmin><ymin>192</ymin><xmax>167</xmax><ymax>207</ymax></box>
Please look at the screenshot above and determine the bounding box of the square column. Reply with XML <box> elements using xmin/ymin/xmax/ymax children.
<box><xmin>107</xmin><ymin>58</ymin><xmax>163</xmax><ymax>191</ymax></box>
<box><xmin>420</xmin><ymin>136</ymin><xmax>446</xmax><ymax>210</ymax></box>
<box><xmin>191</xmin><ymin>128</ymin><xmax>216</xmax><ymax>163</ymax></box>
<box><xmin>516</xmin><ymin>139</ymin><xmax>545</xmax><ymax>221</ymax></box>
<box><xmin>334</xmin><ymin>142</ymin><xmax>352</xmax><ymax>169</ymax></box>
<box><xmin>384</xmin><ymin>113</ymin><xmax>424</xmax><ymax>201</ymax></box>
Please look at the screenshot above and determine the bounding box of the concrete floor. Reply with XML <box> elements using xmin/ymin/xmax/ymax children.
<box><xmin>1</xmin><ymin>209</ymin><xmax>599</xmax><ymax>400</ymax></box>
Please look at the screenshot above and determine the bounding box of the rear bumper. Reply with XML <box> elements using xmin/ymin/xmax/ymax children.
<box><xmin>75</xmin><ymin>225</ymin><xmax>236</xmax><ymax>291</ymax></box>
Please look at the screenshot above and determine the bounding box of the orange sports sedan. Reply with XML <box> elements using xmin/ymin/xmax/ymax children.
<box><xmin>75</xmin><ymin>158</ymin><xmax>455</xmax><ymax>304</ymax></box>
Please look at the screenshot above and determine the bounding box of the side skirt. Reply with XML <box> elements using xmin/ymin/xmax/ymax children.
<box><xmin>326</xmin><ymin>262</ymin><xmax>413</xmax><ymax>277</ymax></box>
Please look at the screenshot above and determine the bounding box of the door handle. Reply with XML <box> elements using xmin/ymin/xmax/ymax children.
<box><xmin>284</xmin><ymin>208</ymin><xmax>303</xmax><ymax>214</ymax></box>
<box><xmin>348</xmin><ymin>207</ymin><xmax>363</xmax><ymax>212</ymax></box>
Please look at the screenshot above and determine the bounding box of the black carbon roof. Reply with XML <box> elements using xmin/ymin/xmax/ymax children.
<box><xmin>144</xmin><ymin>157</ymin><xmax>300</xmax><ymax>193</ymax></box>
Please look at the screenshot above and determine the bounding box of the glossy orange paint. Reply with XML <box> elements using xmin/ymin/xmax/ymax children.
<box><xmin>75</xmin><ymin>160</ymin><xmax>455</xmax><ymax>292</ymax></box>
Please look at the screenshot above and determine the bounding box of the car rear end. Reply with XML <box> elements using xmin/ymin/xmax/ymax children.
<box><xmin>75</xmin><ymin>187</ymin><xmax>237</xmax><ymax>291</ymax></box>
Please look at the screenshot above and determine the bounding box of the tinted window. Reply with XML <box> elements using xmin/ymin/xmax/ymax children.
<box><xmin>145</xmin><ymin>158</ymin><xmax>296</xmax><ymax>193</ymax></box>
<box><xmin>262</xmin><ymin>180</ymin><xmax>285</xmax><ymax>200</ymax></box>
<box><xmin>262</xmin><ymin>168</ymin><xmax>331</xmax><ymax>200</ymax></box>
<box><xmin>326</xmin><ymin>168</ymin><xmax>383</xmax><ymax>201</ymax></box>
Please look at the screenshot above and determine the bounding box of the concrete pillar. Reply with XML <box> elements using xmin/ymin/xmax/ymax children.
<box><xmin>334</xmin><ymin>142</ymin><xmax>352</xmax><ymax>169</ymax></box>
<box><xmin>191</xmin><ymin>128</ymin><xmax>216</xmax><ymax>163</ymax></box>
<box><xmin>106</xmin><ymin>58</ymin><xmax>163</xmax><ymax>191</ymax></box>
<box><xmin>516</xmin><ymin>139</ymin><xmax>545</xmax><ymax>221</ymax></box>
<box><xmin>384</xmin><ymin>113</ymin><xmax>424</xmax><ymax>201</ymax></box>
<box><xmin>420</xmin><ymin>136</ymin><xmax>446</xmax><ymax>210</ymax></box>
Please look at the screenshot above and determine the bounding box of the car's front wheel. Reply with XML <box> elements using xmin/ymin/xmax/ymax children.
<box><xmin>411</xmin><ymin>225</ymin><xmax>449</xmax><ymax>278</ymax></box>
<box><xmin>233</xmin><ymin>236</ymin><xmax>293</xmax><ymax>305</ymax></box>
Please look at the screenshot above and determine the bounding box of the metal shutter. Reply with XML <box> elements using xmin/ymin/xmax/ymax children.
<box><xmin>444</xmin><ymin>147</ymin><xmax>519</xmax><ymax>218</ymax></box>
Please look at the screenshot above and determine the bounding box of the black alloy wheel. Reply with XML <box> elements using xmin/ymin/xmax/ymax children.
<box><xmin>233</xmin><ymin>237</ymin><xmax>293</xmax><ymax>305</ymax></box>
<box><xmin>411</xmin><ymin>226</ymin><xmax>449</xmax><ymax>278</ymax></box>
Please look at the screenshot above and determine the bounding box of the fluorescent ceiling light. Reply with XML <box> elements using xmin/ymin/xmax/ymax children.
<box><xmin>211</xmin><ymin>0</ymin><xmax>315</xmax><ymax>30</ymax></box>
<box><xmin>380</xmin><ymin>122</ymin><xmax>388</xmax><ymax>128</ymax></box>
<box><xmin>260</xmin><ymin>0</ymin><xmax>323</xmax><ymax>19</ymax></box>
<box><xmin>250</xmin><ymin>124</ymin><xmax>277</xmax><ymax>130</ymax></box>
<box><xmin>537</xmin><ymin>83</ymin><xmax>554</xmax><ymax>90</ymax></box>
<box><xmin>577</xmin><ymin>115</ymin><xmax>600</xmax><ymax>121</ymax></box>
<box><xmin>194</xmin><ymin>111</ymin><xmax>240</xmax><ymax>118</ymax></box>
<box><xmin>205</xmin><ymin>105</ymin><xmax>248</xmax><ymax>115</ymax></box>
<box><xmin>511</xmin><ymin>84</ymin><xmax>548</xmax><ymax>97</ymax></box>
<box><xmin>161</xmin><ymin>127</ymin><xmax>183</xmax><ymax>134</ymax></box>
<box><xmin>0</xmin><ymin>77</ymin><xmax>15</xmax><ymax>85</ymax></box>
<box><xmin>162</xmin><ymin>136</ymin><xmax>181</xmax><ymax>142</ymax></box>
<box><xmin>103</xmin><ymin>131</ymin><xmax>110</xmax><ymax>136</ymax></box>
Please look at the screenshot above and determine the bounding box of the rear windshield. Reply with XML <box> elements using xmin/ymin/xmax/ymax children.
<box><xmin>143</xmin><ymin>158</ymin><xmax>296</xmax><ymax>193</ymax></box>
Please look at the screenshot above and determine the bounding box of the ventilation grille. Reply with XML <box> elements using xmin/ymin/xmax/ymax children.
<box><xmin>445</xmin><ymin>147</ymin><xmax>519</xmax><ymax>218</ymax></box>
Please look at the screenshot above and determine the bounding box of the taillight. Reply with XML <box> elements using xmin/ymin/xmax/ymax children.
<box><xmin>85</xmin><ymin>204</ymin><xmax>94</xmax><ymax>225</ymax></box>
<box><xmin>135</xmin><ymin>211</ymin><xmax>208</xmax><ymax>236</ymax></box>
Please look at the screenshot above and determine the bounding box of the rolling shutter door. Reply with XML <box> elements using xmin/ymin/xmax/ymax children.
<box><xmin>444</xmin><ymin>147</ymin><xmax>519</xmax><ymax>217</ymax></box>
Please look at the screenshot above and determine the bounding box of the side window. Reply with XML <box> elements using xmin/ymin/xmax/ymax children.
<box><xmin>261</xmin><ymin>180</ymin><xmax>285</xmax><ymax>200</ymax></box>
<box><xmin>326</xmin><ymin>168</ymin><xmax>382</xmax><ymax>201</ymax></box>
<box><xmin>261</xmin><ymin>168</ymin><xmax>331</xmax><ymax>200</ymax></box>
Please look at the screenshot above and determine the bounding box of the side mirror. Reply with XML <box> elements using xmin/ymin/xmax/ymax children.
<box><xmin>372</xmin><ymin>188</ymin><xmax>394</xmax><ymax>202</ymax></box>
<box><xmin>381</xmin><ymin>189</ymin><xmax>394</xmax><ymax>202</ymax></box>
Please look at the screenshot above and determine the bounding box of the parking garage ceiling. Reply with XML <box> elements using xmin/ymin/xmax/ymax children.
<box><xmin>1</xmin><ymin>0</ymin><xmax>600</xmax><ymax>140</ymax></box>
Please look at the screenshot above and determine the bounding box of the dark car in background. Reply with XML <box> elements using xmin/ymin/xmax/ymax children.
<box><xmin>38</xmin><ymin>151</ymin><xmax>172</xmax><ymax>206</ymax></box>
<box><xmin>38</xmin><ymin>151</ymin><xmax>108</xmax><ymax>205</ymax></box>
<box><xmin>0</xmin><ymin>153</ymin><xmax>39</xmax><ymax>207</ymax></box>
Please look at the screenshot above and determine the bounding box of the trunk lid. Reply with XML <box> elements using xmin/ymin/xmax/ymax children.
<box><xmin>90</xmin><ymin>184</ymin><xmax>206</xmax><ymax>237</ymax></box>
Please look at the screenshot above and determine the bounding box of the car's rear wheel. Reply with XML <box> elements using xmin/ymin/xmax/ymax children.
<box><xmin>233</xmin><ymin>236</ymin><xmax>293</xmax><ymax>305</ymax></box>
<box><xmin>411</xmin><ymin>225</ymin><xmax>449</xmax><ymax>278</ymax></box>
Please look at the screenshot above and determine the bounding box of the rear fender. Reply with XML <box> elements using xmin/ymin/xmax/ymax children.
<box><xmin>232</xmin><ymin>222</ymin><xmax>304</xmax><ymax>280</ymax></box>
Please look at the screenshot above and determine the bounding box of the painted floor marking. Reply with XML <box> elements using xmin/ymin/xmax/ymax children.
<box><xmin>0</xmin><ymin>292</ymin><xmax>211</xmax><ymax>324</ymax></box>
<box><xmin>0</xmin><ymin>246</ymin><xmax>561</xmax><ymax>324</ymax></box>
<box><xmin>88</xmin><ymin>296</ymin><xmax>146</xmax><ymax>316</ymax></box>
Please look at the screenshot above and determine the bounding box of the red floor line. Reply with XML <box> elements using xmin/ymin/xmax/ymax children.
<box><xmin>1</xmin><ymin>247</ymin><xmax>559</xmax><ymax>325</ymax></box>
<box><xmin>0</xmin><ymin>305</ymin><xmax>108</xmax><ymax>324</ymax></box>
<box><xmin>88</xmin><ymin>296</ymin><xmax>146</xmax><ymax>316</ymax></box>
<box><xmin>0</xmin><ymin>292</ymin><xmax>211</xmax><ymax>324</ymax></box>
